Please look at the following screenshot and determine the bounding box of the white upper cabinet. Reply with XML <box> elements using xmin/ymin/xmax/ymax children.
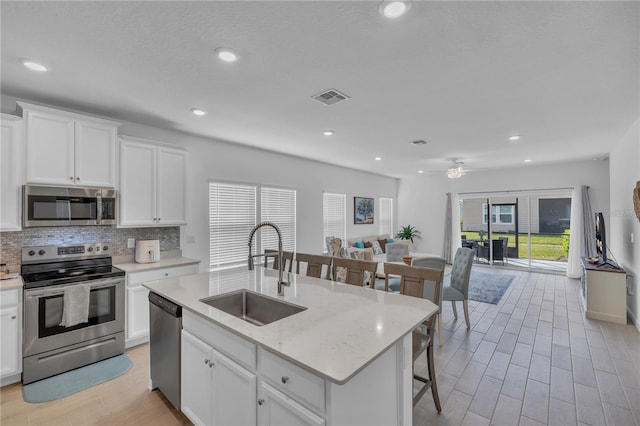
<box><xmin>0</xmin><ymin>114</ymin><xmax>23</xmax><ymax>231</ymax></box>
<box><xmin>18</xmin><ymin>102</ymin><xmax>120</xmax><ymax>188</ymax></box>
<box><xmin>119</xmin><ymin>136</ymin><xmax>187</xmax><ymax>227</ymax></box>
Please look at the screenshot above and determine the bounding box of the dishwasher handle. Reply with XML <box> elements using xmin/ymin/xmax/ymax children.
<box><xmin>149</xmin><ymin>292</ymin><xmax>182</xmax><ymax>317</ymax></box>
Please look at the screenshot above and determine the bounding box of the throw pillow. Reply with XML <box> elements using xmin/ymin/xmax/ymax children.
<box><xmin>354</xmin><ymin>241</ymin><xmax>365</xmax><ymax>249</ymax></box>
<box><xmin>387</xmin><ymin>238</ymin><xmax>394</xmax><ymax>243</ymax></box>
<box><xmin>371</xmin><ymin>240</ymin><xmax>383</xmax><ymax>255</ymax></box>
<box><xmin>364</xmin><ymin>241</ymin><xmax>373</xmax><ymax>249</ymax></box>
<box><xmin>377</xmin><ymin>239</ymin><xmax>387</xmax><ymax>253</ymax></box>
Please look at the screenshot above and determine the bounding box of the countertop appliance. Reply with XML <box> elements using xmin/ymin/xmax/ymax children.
<box><xmin>21</xmin><ymin>243</ymin><xmax>125</xmax><ymax>384</ymax></box>
<box><xmin>23</xmin><ymin>185</ymin><xmax>117</xmax><ymax>227</ymax></box>
<box><xmin>135</xmin><ymin>239</ymin><xmax>160</xmax><ymax>264</ymax></box>
<box><xmin>149</xmin><ymin>292</ymin><xmax>182</xmax><ymax>410</ymax></box>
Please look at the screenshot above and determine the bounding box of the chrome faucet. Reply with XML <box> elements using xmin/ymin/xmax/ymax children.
<box><xmin>248</xmin><ymin>222</ymin><xmax>290</xmax><ymax>296</ymax></box>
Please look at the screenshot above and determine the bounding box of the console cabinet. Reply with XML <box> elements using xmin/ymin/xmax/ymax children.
<box><xmin>580</xmin><ymin>258</ymin><xmax>627</xmax><ymax>324</ymax></box>
<box><xmin>119</xmin><ymin>136</ymin><xmax>188</xmax><ymax>227</ymax></box>
<box><xmin>0</xmin><ymin>287</ymin><xmax>22</xmax><ymax>385</ymax></box>
<box><xmin>125</xmin><ymin>264</ymin><xmax>198</xmax><ymax>347</ymax></box>
<box><xmin>0</xmin><ymin>114</ymin><xmax>22</xmax><ymax>231</ymax></box>
<box><xmin>18</xmin><ymin>102</ymin><xmax>120</xmax><ymax>188</ymax></box>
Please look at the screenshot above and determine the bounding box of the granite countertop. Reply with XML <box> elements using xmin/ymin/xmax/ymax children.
<box><xmin>114</xmin><ymin>256</ymin><xmax>200</xmax><ymax>273</ymax></box>
<box><xmin>143</xmin><ymin>267</ymin><xmax>438</xmax><ymax>384</ymax></box>
<box><xmin>0</xmin><ymin>275</ymin><xmax>23</xmax><ymax>291</ymax></box>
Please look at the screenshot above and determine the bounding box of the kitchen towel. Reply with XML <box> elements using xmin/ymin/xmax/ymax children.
<box><xmin>59</xmin><ymin>283</ymin><xmax>91</xmax><ymax>327</ymax></box>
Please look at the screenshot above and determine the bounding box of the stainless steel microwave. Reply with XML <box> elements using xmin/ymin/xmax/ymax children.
<box><xmin>23</xmin><ymin>185</ymin><xmax>117</xmax><ymax>227</ymax></box>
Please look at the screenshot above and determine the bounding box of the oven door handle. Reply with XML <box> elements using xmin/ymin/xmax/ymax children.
<box><xmin>25</xmin><ymin>279</ymin><xmax>123</xmax><ymax>298</ymax></box>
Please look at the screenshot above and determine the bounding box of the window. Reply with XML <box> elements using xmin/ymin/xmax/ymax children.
<box><xmin>260</xmin><ymin>187</ymin><xmax>296</xmax><ymax>254</ymax></box>
<box><xmin>379</xmin><ymin>197</ymin><xmax>393</xmax><ymax>236</ymax></box>
<box><xmin>483</xmin><ymin>204</ymin><xmax>515</xmax><ymax>225</ymax></box>
<box><xmin>323</xmin><ymin>192</ymin><xmax>346</xmax><ymax>252</ymax></box>
<box><xmin>209</xmin><ymin>182</ymin><xmax>296</xmax><ymax>270</ymax></box>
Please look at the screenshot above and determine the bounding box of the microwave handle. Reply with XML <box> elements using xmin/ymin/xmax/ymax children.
<box><xmin>96</xmin><ymin>192</ymin><xmax>103</xmax><ymax>225</ymax></box>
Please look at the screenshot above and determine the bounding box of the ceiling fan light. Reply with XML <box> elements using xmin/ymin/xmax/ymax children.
<box><xmin>379</xmin><ymin>1</ymin><xmax>411</xmax><ymax>19</ymax></box>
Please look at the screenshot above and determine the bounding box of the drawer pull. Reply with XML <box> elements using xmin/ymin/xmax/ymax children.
<box><xmin>204</xmin><ymin>359</ymin><xmax>210</xmax><ymax>365</ymax></box>
<box><xmin>165</xmin><ymin>273</ymin><xmax>169</xmax><ymax>277</ymax></box>
<box><xmin>281</xmin><ymin>376</ymin><xmax>289</xmax><ymax>384</ymax></box>
<box><xmin>11</xmin><ymin>315</ymin><xmax>16</xmax><ymax>320</ymax></box>
<box><xmin>258</xmin><ymin>399</ymin><xmax>265</xmax><ymax>406</ymax></box>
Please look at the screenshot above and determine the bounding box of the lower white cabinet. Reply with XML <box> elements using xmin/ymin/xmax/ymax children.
<box><xmin>182</xmin><ymin>330</ymin><xmax>257</xmax><ymax>426</ymax></box>
<box><xmin>258</xmin><ymin>382</ymin><xmax>325</xmax><ymax>426</ymax></box>
<box><xmin>0</xmin><ymin>288</ymin><xmax>22</xmax><ymax>385</ymax></box>
<box><xmin>125</xmin><ymin>263</ymin><xmax>198</xmax><ymax>347</ymax></box>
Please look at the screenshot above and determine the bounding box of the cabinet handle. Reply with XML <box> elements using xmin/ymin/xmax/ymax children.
<box><xmin>11</xmin><ymin>316</ymin><xmax>16</xmax><ymax>320</ymax></box>
<box><xmin>204</xmin><ymin>359</ymin><xmax>210</xmax><ymax>365</ymax></box>
<box><xmin>164</xmin><ymin>273</ymin><xmax>169</xmax><ymax>277</ymax></box>
<box><xmin>76</xmin><ymin>177</ymin><xmax>80</xmax><ymax>180</ymax></box>
<box><xmin>70</xmin><ymin>177</ymin><xmax>74</xmax><ymax>180</ymax></box>
<box><xmin>257</xmin><ymin>399</ymin><xmax>265</xmax><ymax>406</ymax></box>
<box><xmin>281</xmin><ymin>376</ymin><xmax>289</xmax><ymax>384</ymax></box>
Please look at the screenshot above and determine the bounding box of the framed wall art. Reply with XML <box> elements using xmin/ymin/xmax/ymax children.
<box><xmin>354</xmin><ymin>197</ymin><xmax>374</xmax><ymax>224</ymax></box>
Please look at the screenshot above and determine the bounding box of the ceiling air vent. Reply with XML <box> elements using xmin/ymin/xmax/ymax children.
<box><xmin>410</xmin><ymin>140</ymin><xmax>430</xmax><ymax>145</ymax></box>
<box><xmin>312</xmin><ymin>89</ymin><xmax>350</xmax><ymax>106</ymax></box>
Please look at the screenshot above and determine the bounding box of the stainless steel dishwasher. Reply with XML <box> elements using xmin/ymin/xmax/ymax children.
<box><xmin>149</xmin><ymin>292</ymin><xmax>182</xmax><ymax>410</ymax></box>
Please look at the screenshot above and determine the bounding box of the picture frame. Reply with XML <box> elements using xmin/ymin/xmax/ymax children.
<box><xmin>354</xmin><ymin>197</ymin><xmax>374</xmax><ymax>224</ymax></box>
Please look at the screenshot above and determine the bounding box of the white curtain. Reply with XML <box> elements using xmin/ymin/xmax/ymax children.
<box><xmin>566</xmin><ymin>187</ymin><xmax>582</xmax><ymax>278</ymax></box>
<box><xmin>581</xmin><ymin>185</ymin><xmax>596</xmax><ymax>258</ymax></box>
<box><xmin>442</xmin><ymin>193</ymin><xmax>452</xmax><ymax>263</ymax></box>
<box><xmin>442</xmin><ymin>192</ymin><xmax>461</xmax><ymax>264</ymax></box>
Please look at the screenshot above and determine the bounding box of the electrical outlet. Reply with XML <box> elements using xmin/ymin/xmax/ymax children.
<box><xmin>127</xmin><ymin>238</ymin><xmax>135</xmax><ymax>249</ymax></box>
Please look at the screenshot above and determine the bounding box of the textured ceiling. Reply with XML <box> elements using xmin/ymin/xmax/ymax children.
<box><xmin>1</xmin><ymin>1</ymin><xmax>638</xmax><ymax>178</ymax></box>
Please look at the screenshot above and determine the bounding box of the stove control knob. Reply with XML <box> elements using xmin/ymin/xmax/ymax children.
<box><xmin>38</xmin><ymin>250</ymin><xmax>45</xmax><ymax>256</ymax></box>
<box><xmin>28</xmin><ymin>250</ymin><xmax>35</xmax><ymax>256</ymax></box>
<box><xmin>103</xmin><ymin>245</ymin><xmax>109</xmax><ymax>251</ymax></box>
<box><xmin>87</xmin><ymin>247</ymin><xmax>94</xmax><ymax>252</ymax></box>
<box><xmin>96</xmin><ymin>246</ymin><xmax>101</xmax><ymax>252</ymax></box>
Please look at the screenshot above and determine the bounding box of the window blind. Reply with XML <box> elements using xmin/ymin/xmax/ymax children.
<box><xmin>209</xmin><ymin>182</ymin><xmax>257</xmax><ymax>270</ymax></box>
<box><xmin>260</xmin><ymin>187</ymin><xmax>296</xmax><ymax>254</ymax></box>
<box><xmin>379</xmin><ymin>197</ymin><xmax>393</xmax><ymax>236</ymax></box>
<box><xmin>323</xmin><ymin>192</ymin><xmax>346</xmax><ymax>252</ymax></box>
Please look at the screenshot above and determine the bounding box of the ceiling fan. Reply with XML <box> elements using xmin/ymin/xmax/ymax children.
<box><xmin>446</xmin><ymin>160</ymin><xmax>467</xmax><ymax>179</ymax></box>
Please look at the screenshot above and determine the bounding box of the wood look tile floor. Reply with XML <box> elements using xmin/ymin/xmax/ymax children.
<box><xmin>1</xmin><ymin>267</ymin><xmax>638</xmax><ymax>425</ymax></box>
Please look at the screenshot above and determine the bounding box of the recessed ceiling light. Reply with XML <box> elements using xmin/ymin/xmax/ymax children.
<box><xmin>418</xmin><ymin>170</ymin><xmax>424</xmax><ymax>174</ymax></box>
<box><xmin>379</xmin><ymin>1</ymin><xmax>411</xmax><ymax>19</ymax></box>
<box><xmin>375</xmin><ymin>157</ymin><xmax>382</xmax><ymax>161</ymax></box>
<box><xmin>23</xmin><ymin>61</ymin><xmax>48</xmax><ymax>72</ymax></box>
<box><xmin>214</xmin><ymin>47</ymin><xmax>238</xmax><ymax>63</ymax></box>
<box><xmin>509</xmin><ymin>135</ymin><xmax>521</xmax><ymax>141</ymax></box>
<box><xmin>191</xmin><ymin>108</ymin><xmax>207</xmax><ymax>116</ymax></box>
<box><xmin>524</xmin><ymin>159</ymin><xmax>532</xmax><ymax>163</ymax></box>
<box><xmin>323</xmin><ymin>130</ymin><xmax>334</xmax><ymax>136</ymax></box>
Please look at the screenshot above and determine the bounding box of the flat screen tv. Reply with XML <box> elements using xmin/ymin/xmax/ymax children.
<box><xmin>595</xmin><ymin>212</ymin><xmax>607</xmax><ymax>264</ymax></box>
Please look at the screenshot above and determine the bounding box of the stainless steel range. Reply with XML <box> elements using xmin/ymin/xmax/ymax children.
<box><xmin>21</xmin><ymin>243</ymin><xmax>125</xmax><ymax>384</ymax></box>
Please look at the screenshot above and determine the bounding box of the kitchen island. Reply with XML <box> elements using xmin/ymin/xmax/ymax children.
<box><xmin>144</xmin><ymin>267</ymin><xmax>438</xmax><ymax>425</ymax></box>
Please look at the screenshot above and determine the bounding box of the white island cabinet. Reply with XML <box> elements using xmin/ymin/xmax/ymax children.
<box><xmin>144</xmin><ymin>268</ymin><xmax>437</xmax><ymax>426</ymax></box>
<box><xmin>119</xmin><ymin>136</ymin><xmax>187</xmax><ymax>227</ymax></box>
<box><xmin>18</xmin><ymin>102</ymin><xmax>120</xmax><ymax>188</ymax></box>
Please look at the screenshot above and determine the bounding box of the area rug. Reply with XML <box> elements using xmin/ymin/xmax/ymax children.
<box><xmin>444</xmin><ymin>270</ymin><xmax>515</xmax><ymax>305</ymax></box>
<box><xmin>22</xmin><ymin>354</ymin><xmax>133</xmax><ymax>403</ymax></box>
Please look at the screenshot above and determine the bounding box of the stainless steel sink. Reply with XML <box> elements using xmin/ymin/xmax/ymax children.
<box><xmin>200</xmin><ymin>290</ymin><xmax>306</xmax><ymax>326</ymax></box>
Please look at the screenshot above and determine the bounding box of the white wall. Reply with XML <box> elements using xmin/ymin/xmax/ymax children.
<box><xmin>397</xmin><ymin>160</ymin><xmax>610</xmax><ymax>255</ymax></box>
<box><xmin>609</xmin><ymin>117</ymin><xmax>640</xmax><ymax>329</ymax></box>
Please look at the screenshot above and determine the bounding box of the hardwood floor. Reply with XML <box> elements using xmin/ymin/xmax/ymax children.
<box><xmin>1</xmin><ymin>267</ymin><xmax>638</xmax><ymax>425</ymax></box>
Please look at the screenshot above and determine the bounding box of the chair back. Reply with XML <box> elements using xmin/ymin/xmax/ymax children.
<box><xmin>449</xmin><ymin>247</ymin><xmax>474</xmax><ymax>295</ymax></box>
<box><xmin>264</xmin><ymin>249</ymin><xmax>294</xmax><ymax>273</ymax></box>
<box><xmin>331</xmin><ymin>257</ymin><xmax>377</xmax><ymax>287</ymax></box>
<box><xmin>295</xmin><ymin>253</ymin><xmax>332</xmax><ymax>279</ymax></box>
<box><xmin>383</xmin><ymin>262</ymin><xmax>443</xmax><ymax>328</ymax></box>
<box><xmin>411</xmin><ymin>256</ymin><xmax>446</xmax><ymax>307</ymax></box>
<box><xmin>386</xmin><ymin>242</ymin><xmax>410</xmax><ymax>262</ymax></box>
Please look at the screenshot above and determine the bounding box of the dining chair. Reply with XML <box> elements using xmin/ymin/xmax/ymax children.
<box><xmin>331</xmin><ymin>257</ymin><xmax>377</xmax><ymax>287</ymax></box>
<box><xmin>295</xmin><ymin>253</ymin><xmax>332</xmax><ymax>280</ymax></box>
<box><xmin>264</xmin><ymin>249</ymin><xmax>294</xmax><ymax>273</ymax></box>
<box><xmin>411</xmin><ymin>256</ymin><xmax>446</xmax><ymax>347</ymax></box>
<box><xmin>383</xmin><ymin>262</ymin><xmax>443</xmax><ymax>411</ymax></box>
<box><xmin>442</xmin><ymin>247</ymin><xmax>474</xmax><ymax>329</ymax></box>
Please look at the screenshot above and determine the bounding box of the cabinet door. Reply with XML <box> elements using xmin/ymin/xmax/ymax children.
<box><xmin>182</xmin><ymin>330</ymin><xmax>214</xmax><ymax>426</ymax></box>
<box><xmin>156</xmin><ymin>146</ymin><xmax>187</xmax><ymax>225</ymax></box>
<box><xmin>0</xmin><ymin>115</ymin><xmax>22</xmax><ymax>231</ymax></box>
<box><xmin>25</xmin><ymin>110</ymin><xmax>75</xmax><ymax>185</ymax></box>
<box><xmin>0</xmin><ymin>305</ymin><xmax>20</xmax><ymax>378</ymax></box>
<box><xmin>212</xmin><ymin>347</ymin><xmax>257</xmax><ymax>426</ymax></box>
<box><xmin>126</xmin><ymin>284</ymin><xmax>149</xmax><ymax>342</ymax></box>
<box><xmin>258</xmin><ymin>382</ymin><xmax>325</xmax><ymax>426</ymax></box>
<box><xmin>119</xmin><ymin>140</ymin><xmax>156</xmax><ymax>226</ymax></box>
<box><xmin>75</xmin><ymin>120</ymin><xmax>117</xmax><ymax>187</ymax></box>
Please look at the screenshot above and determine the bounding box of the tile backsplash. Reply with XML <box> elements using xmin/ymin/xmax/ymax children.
<box><xmin>0</xmin><ymin>226</ymin><xmax>180</xmax><ymax>270</ymax></box>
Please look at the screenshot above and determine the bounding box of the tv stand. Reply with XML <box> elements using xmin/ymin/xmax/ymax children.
<box><xmin>580</xmin><ymin>258</ymin><xmax>627</xmax><ymax>324</ymax></box>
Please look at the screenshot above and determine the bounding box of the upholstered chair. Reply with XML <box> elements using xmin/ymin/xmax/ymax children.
<box><xmin>386</xmin><ymin>242</ymin><xmax>409</xmax><ymax>262</ymax></box>
<box><xmin>442</xmin><ymin>247</ymin><xmax>474</xmax><ymax>328</ymax></box>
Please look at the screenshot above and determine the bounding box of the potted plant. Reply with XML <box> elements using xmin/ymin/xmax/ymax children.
<box><xmin>396</xmin><ymin>225</ymin><xmax>422</xmax><ymax>243</ymax></box>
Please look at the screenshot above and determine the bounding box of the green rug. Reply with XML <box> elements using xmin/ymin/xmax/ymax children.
<box><xmin>22</xmin><ymin>354</ymin><xmax>133</xmax><ymax>403</ymax></box>
<box><xmin>444</xmin><ymin>270</ymin><xmax>515</xmax><ymax>304</ymax></box>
